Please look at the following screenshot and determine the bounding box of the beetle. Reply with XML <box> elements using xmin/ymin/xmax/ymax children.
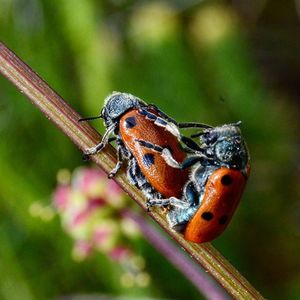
<box><xmin>138</xmin><ymin>123</ymin><xmax>250</xmax><ymax>243</ymax></box>
<box><xmin>79</xmin><ymin>92</ymin><xmax>210</xmax><ymax>199</ymax></box>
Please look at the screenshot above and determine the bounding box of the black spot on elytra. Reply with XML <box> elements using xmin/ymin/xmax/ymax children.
<box><xmin>201</xmin><ymin>212</ymin><xmax>213</xmax><ymax>221</ymax></box>
<box><xmin>142</xmin><ymin>153</ymin><xmax>155</xmax><ymax>168</ymax></box>
<box><xmin>125</xmin><ymin>116</ymin><xmax>136</xmax><ymax>128</ymax></box>
<box><xmin>221</xmin><ymin>174</ymin><xmax>233</xmax><ymax>186</ymax></box>
<box><xmin>219</xmin><ymin>215</ymin><xmax>228</xmax><ymax>225</ymax></box>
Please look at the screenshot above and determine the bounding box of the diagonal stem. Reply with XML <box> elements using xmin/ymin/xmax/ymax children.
<box><xmin>123</xmin><ymin>210</ymin><xmax>229</xmax><ymax>300</ymax></box>
<box><xmin>0</xmin><ymin>41</ymin><xmax>264</xmax><ymax>300</ymax></box>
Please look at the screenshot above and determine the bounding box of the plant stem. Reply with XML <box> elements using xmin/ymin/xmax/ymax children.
<box><xmin>124</xmin><ymin>210</ymin><xmax>229</xmax><ymax>300</ymax></box>
<box><xmin>0</xmin><ymin>41</ymin><xmax>264</xmax><ymax>300</ymax></box>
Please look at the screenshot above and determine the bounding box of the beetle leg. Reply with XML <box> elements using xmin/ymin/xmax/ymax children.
<box><xmin>108</xmin><ymin>144</ymin><xmax>123</xmax><ymax>178</ymax></box>
<box><xmin>108</xmin><ymin>137</ymin><xmax>117</xmax><ymax>143</ymax></box>
<box><xmin>180</xmin><ymin>136</ymin><xmax>203</xmax><ymax>152</ymax></box>
<box><xmin>169</xmin><ymin>197</ymin><xmax>192</xmax><ymax>208</ymax></box>
<box><xmin>148</xmin><ymin>104</ymin><xmax>212</xmax><ymax>130</ymax></box>
<box><xmin>138</xmin><ymin>109</ymin><xmax>207</xmax><ymax>153</ymax></box>
<box><xmin>147</xmin><ymin>197</ymin><xmax>190</xmax><ymax>209</ymax></box>
<box><xmin>136</xmin><ymin>139</ymin><xmax>208</xmax><ymax>169</ymax></box>
<box><xmin>147</xmin><ymin>104</ymin><xmax>178</xmax><ymax>123</ymax></box>
<box><xmin>146</xmin><ymin>199</ymin><xmax>169</xmax><ymax>207</ymax></box>
<box><xmin>84</xmin><ymin>123</ymin><xmax>116</xmax><ymax>156</ymax></box>
<box><xmin>177</xmin><ymin>122</ymin><xmax>212</xmax><ymax>129</ymax></box>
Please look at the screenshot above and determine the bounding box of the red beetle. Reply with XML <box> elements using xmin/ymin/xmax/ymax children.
<box><xmin>80</xmin><ymin>92</ymin><xmax>206</xmax><ymax>199</ymax></box>
<box><xmin>144</xmin><ymin>123</ymin><xmax>250</xmax><ymax>243</ymax></box>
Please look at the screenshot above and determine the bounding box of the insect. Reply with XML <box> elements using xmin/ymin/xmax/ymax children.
<box><xmin>79</xmin><ymin>92</ymin><xmax>209</xmax><ymax>199</ymax></box>
<box><xmin>138</xmin><ymin>123</ymin><xmax>250</xmax><ymax>243</ymax></box>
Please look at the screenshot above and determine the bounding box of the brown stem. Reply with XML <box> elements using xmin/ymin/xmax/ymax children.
<box><xmin>0</xmin><ymin>41</ymin><xmax>264</xmax><ymax>299</ymax></box>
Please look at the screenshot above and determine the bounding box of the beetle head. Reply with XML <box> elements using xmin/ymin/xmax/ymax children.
<box><xmin>201</xmin><ymin>123</ymin><xmax>249</xmax><ymax>170</ymax></box>
<box><xmin>101</xmin><ymin>92</ymin><xmax>146</xmax><ymax>127</ymax></box>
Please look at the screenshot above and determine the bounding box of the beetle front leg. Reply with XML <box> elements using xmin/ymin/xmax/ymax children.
<box><xmin>148</xmin><ymin>104</ymin><xmax>212</xmax><ymax>130</ymax></box>
<box><xmin>83</xmin><ymin>124</ymin><xmax>116</xmax><ymax>158</ymax></box>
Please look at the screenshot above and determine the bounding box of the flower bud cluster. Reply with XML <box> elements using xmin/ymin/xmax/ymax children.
<box><xmin>52</xmin><ymin>167</ymin><xmax>150</xmax><ymax>287</ymax></box>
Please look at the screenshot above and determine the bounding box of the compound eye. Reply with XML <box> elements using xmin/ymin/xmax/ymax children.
<box><xmin>206</xmin><ymin>131</ymin><xmax>218</xmax><ymax>145</ymax></box>
<box><xmin>200</xmin><ymin>131</ymin><xmax>215</xmax><ymax>145</ymax></box>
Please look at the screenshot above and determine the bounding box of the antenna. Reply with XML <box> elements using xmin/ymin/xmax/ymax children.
<box><xmin>78</xmin><ymin>115</ymin><xmax>102</xmax><ymax>122</ymax></box>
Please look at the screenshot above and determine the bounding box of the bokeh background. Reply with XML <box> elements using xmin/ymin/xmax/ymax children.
<box><xmin>1</xmin><ymin>1</ymin><xmax>300</xmax><ymax>299</ymax></box>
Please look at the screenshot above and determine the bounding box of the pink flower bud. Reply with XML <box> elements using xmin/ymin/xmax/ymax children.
<box><xmin>93</xmin><ymin>221</ymin><xmax>119</xmax><ymax>252</ymax></box>
<box><xmin>73</xmin><ymin>168</ymin><xmax>106</xmax><ymax>199</ymax></box>
<box><xmin>53</xmin><ymin>185</ymin><xmax>72</xmax><ymax>212</ymax></box>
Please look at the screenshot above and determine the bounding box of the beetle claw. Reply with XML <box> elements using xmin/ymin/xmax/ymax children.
<box><xmin>82</xmin><ymin>153</ymin><xmax>91</xmax><ymax>161</ymax></box>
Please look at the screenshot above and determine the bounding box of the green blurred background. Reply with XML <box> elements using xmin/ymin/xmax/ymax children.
<box><xmin>1</xmin><ymin>1</ymin><xmax>300</xmax><ymax>299</ymax></box>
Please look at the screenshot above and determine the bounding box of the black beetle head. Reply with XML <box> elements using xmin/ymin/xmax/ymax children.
<box><xmin>201</xmin><ymin>123</ymin><xmax>249</xmax><ymax>170</ymax></box>
<box><xmin>101</xmin><ymin>92</ymin><xmax>146</xmax><ymax>127</ymax></box>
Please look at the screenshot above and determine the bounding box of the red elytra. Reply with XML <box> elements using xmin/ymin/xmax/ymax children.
<box><xmin>184</xmin><ymin>167</ymin><xmax>250</xmax><ymax>243</ymax></box>
<box><xmin>119</xmin><ymin>109</ymin><xmax>189</xmax><ymax>198</ymax></box>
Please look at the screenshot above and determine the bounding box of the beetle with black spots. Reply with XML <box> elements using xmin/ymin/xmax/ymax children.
<box><xmin>79</xmin><ymin>92</ymin><xmax>208</xmax><ymax>200</ymax></box>
<box><xmin>141</xmin><ymin>123</ymin><xmax>250</xmax><ymax>243</ymax></box>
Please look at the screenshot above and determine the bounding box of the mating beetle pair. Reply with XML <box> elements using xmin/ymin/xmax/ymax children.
<box><xmin>80</xmin><ymin>92</ymin><xmax>250</xmax><ymax>243</ymax></box>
